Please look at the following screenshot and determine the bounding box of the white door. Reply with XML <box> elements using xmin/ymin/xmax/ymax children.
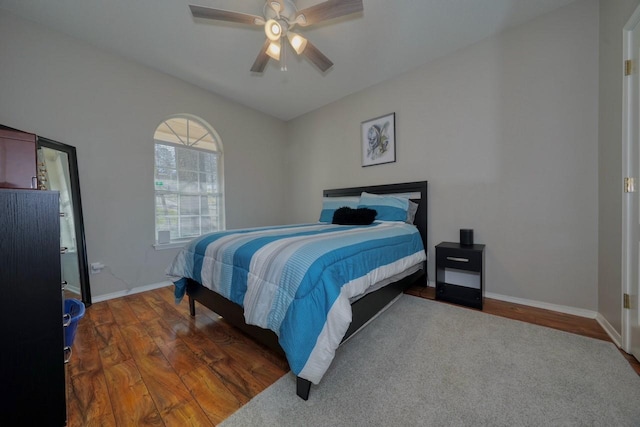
<box><xmin>623</xmin><ymin>7</ymin><xmax>640</xmax><ymax>360</ymax></box>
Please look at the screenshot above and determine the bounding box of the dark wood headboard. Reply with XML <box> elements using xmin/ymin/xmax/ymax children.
<box><xmin>323</xmin><ymin>181</ymin><xmax>428</xmax><ymax>251</ymax></box>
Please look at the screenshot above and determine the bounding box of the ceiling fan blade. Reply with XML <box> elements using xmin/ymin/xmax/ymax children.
<box><xmin>189</xmin><ymin>5</ymin><xmax>264</xmax><ymax>25</ymax></box>
<box><xmin>296</xmin><ymin>0</ymin><xmax>363</xmax><ymax>27</ymax></box>
<box><xmin>301</xmin><ymin>41</ymin><xmax>333</xmax><ymax>72</ymax></box>
<box><xmin>251</xmin><ymin>39</ymin><xmax>272</xmax><ymax>73</ymax></box>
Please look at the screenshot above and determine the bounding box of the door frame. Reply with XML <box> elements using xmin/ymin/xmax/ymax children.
<box><xmin>622</xmin><ymin>5</ymin><xmax>640</xmax><ymax>356</ymax></box>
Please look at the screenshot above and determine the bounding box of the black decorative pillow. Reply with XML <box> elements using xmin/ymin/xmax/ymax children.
<box><xmin>332</xmin><ymin>207</ymin><xmax>377</xmax><ymax>225</ymax></box>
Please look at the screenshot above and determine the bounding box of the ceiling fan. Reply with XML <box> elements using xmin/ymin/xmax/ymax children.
<box><xmin>189</xmin><ymin>0</ymin><xmax>364</xmax><ymax>73</ymax></box>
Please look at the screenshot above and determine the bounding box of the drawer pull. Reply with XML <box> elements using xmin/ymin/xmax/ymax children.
<box><xmin>446</xmin><ymin>256</ymin><xmax>469</xmax><ymax>262</ymax></box>
<box><xmin>63</xmin><ymin>313</ymin><xmax>72</xmax><ymax>327</ymax></box>
<box><xmin>64</xmin><ymin>346</ymin><xmax>72</xmax><ymax>364</ymax></box>
<box><xmin>60</xmin><ymin>247</ymin><xmax>68</xmax><ymax>254</ymax></box>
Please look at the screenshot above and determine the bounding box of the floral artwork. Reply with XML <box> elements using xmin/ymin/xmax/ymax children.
<box><xmin>361</xmin><ymin>113</ymin><xmax>395</xmax><ymax>166</ymax></box>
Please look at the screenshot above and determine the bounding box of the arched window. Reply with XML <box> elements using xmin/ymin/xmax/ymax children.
<box><xmin>154</xmin><ymin>115</ymin><xmax>224</xmax><ymax>245</ymax></box>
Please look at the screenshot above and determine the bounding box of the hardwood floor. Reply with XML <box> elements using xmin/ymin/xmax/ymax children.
<box><xmin>66</xmin><ymin>284</ymin><xmax>640</xmax><ymax>426</ymax></box>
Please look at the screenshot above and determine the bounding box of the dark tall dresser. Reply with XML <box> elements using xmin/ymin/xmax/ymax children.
<box><xmin>0</xmin><ymin>189</ymin><xmax>66</xmax><ymax>426</ymax></box>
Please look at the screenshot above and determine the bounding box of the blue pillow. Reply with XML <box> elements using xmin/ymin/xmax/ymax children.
<box><xmin>319</xmin><ymin>196</ymin><xmax>360</xmax><ymax>222</ymax></box>
<box><xmin>358</xmin><ymin>192</ymin><xmax>409</xmax><ymax>222</ymax></box>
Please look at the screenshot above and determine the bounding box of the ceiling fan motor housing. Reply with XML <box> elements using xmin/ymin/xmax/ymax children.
<box><xmin>264</xmin><ymin>0</ymin><xmax>297</xmax><ymax>37</ymax></box>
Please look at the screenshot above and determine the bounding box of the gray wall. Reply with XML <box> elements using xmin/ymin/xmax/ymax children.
<box><xmin>0</xmin><ymin>12</ymin><xmax>288</xmax><ymax>299</ymax></box>
<box><xmin>2</xmin><ymin>1</ymin><xmax>628</xmax><ymax>322</ymax></box>
<box><xmin>286</xmin><ymin>0</ymin><xmax>600</xmax><ymax>311</ymax></box>
<box><xmin>598</xmin><ymin>0</ymin><xmax>640</xmax><ymax>334</ymax></box>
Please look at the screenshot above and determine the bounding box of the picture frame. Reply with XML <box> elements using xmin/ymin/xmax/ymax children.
<box><xmin>361</xmin><ymin>112</ymin><xmax>396</xmax><ymax>167</ymax></box>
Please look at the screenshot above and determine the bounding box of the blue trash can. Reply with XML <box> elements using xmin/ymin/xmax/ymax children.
<box><xmin>64</xmin><ymin>298</ymin><xmax>86</xmax><ymax>348</ymax></box>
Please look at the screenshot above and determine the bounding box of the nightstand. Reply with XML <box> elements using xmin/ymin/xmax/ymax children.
<box><xmin>435</xmin><ymin>242</ymin><xmax>485</xmax><ymax>310</ymax></box>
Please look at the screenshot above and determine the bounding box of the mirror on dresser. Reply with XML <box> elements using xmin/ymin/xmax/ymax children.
<box><xmin>37</xmin><ymin>137</ymin><xmax>92</xmax><ymax>306</ymax></box>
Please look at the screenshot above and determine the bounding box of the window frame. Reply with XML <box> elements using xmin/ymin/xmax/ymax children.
<box><xmin>153</xmin><ymin>115</ymin><xmax>224</xmax><ymax>248</ymax></box>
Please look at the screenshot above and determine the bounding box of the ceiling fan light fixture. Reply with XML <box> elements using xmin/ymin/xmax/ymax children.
<box><xmin>287</xmin><ymin>32</ymin><xmax>308</xmax><ymax>55</ymax></box>
<box><xmin>266</xmin><ymin>40</ymin><xmax>281</xmax><ymax>60</ymax></box>
<box><xmin>295</xmin><ymin>14</ymin><xmax>307</xmax><ymax>26</ymax></box>
<box><xmin>265</xmin><ymin>19</ymin><xmax>282</xmax><ymax>41</ymax></box>
<box><xmin>270</xmin><ymin>1</ymin><xmax>281</xmax><ymax>13</ymax></box>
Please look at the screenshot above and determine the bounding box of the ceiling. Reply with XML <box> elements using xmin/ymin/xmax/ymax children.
<box><xmin>0</xmin><ymin>0</ymin><xmax>577</xmax><ymax>121</ymax></box>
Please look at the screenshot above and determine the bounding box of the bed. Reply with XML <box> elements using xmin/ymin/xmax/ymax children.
<box><xmin>166</xmin><ymin>181</ymin><xmax>428</xmax><ymax>400</ymax></box>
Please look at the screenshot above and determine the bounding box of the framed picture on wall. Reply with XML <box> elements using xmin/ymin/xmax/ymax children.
<box><xmin>361</xmin><ymin>112</ymin><xmax>396</xmax><ymax>167</ymax></box>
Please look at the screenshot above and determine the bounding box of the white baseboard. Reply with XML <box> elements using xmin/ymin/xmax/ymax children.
<box><xmin>484</xmin><ymin>291</ymin><xmax>598</xmax><ymax>319</ymax></box>
<box><xmin>425</xmin><ymin>281</ymin><xmax>598</xmax><ymax>319</ymax></box>
<box><xmin>65</xmin><ymin>284</ymin><xmax>81</xmax><ymax>296</ymax></box>
<box><xmin>91</xmin><ymin>281</ymin><xmax>173</xmax><ymax>303</ymax></box>
<box><xmin>414</xmin><ymin>281</ymin><xmax>626</xmax><ymax>346</ymax></box>
<box><xmin>95</xmin><ymin>280</ymin><xmax>608</xmax><ymax>334</ymax></box>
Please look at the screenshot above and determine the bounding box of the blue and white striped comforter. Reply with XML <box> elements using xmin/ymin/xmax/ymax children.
<box><xmin>166</xmin><ymin>222</ymin><xmax>426</xmax><ymax>384</ymax></box>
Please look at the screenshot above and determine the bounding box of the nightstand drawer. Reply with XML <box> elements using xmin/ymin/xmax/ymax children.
<box><xmin>436</xmin><ymin>249</ymin><xmax>482</xmax><ymax>272</ymax></box>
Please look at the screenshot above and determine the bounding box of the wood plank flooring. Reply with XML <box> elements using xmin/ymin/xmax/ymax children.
<box><xmin>66</xmin><ymin>284</ymin><xmax>640</xmax><ymax>426</ymax></box>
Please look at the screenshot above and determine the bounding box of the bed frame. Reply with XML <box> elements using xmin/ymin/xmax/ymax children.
<box><xmin>185</xmin><ymin>181</ymin><xmax>428</xmax><ymax>400</ymax></box>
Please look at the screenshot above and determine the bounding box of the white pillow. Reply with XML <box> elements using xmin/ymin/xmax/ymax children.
<box><xmin>406</xmin><ymin>200</ymin><xmax>419</xmax><ymax>224</ymax></box>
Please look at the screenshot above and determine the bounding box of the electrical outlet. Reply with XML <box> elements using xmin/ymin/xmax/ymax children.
<box><xmin>90</xmin><ymin>262</ymin><xmax>105</xmax><ymax>274</ymax></box>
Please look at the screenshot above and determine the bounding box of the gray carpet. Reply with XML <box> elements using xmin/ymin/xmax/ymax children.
<box><xmin>220</xmin><ymin>295</ymin><xmax>640</xmax><ymax>426</ymax></box>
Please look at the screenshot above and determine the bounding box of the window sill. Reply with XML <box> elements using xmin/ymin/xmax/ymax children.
<box><xmin>153</xmin><ymin>241</ymin><xmax>187</xmax><ymax>251</ymax></box>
